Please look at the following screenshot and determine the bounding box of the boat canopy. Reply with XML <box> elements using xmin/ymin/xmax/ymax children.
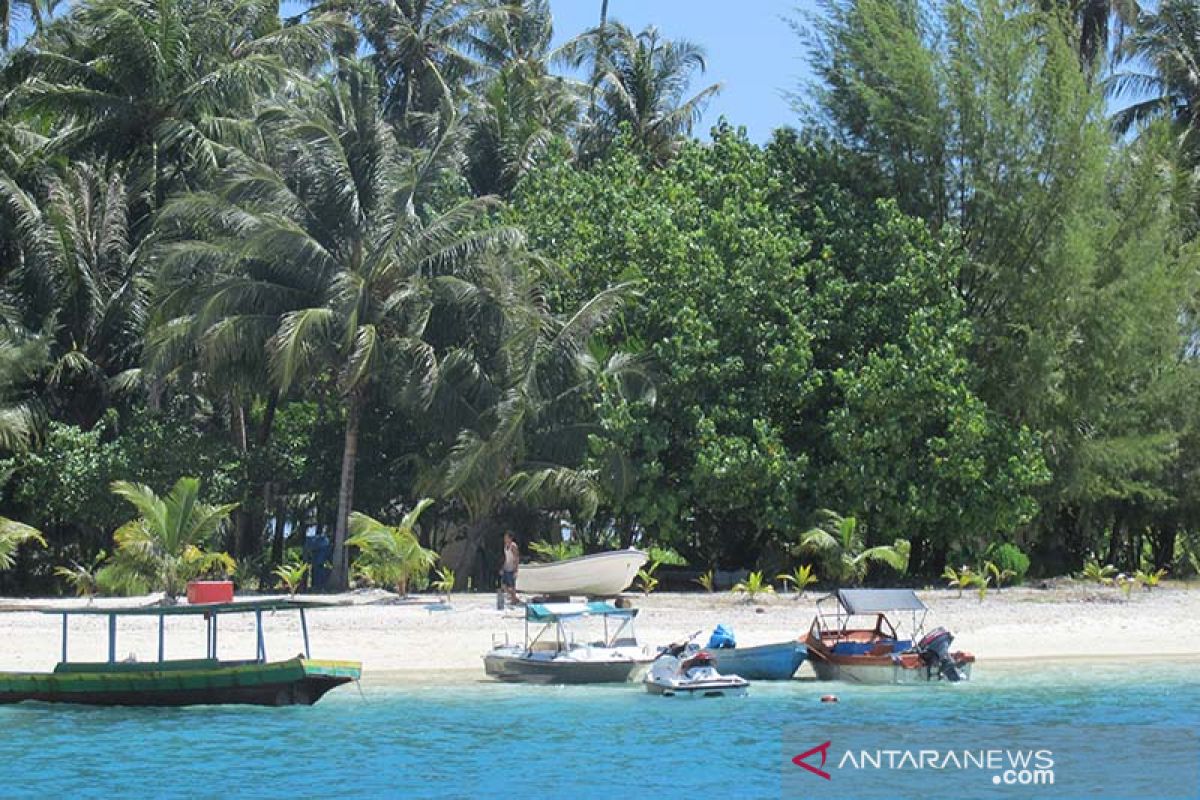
<box><xmin>18</xmin><ymin>598</ymin><xmax>344</xmax><ymax>617</ymax></box>
<box><xmin>834</xmin><ymin>589</ymin><xmax>927</xmax><ymax>614</ymax></box>
<box><xmin>524</xmin><ymin>601</ymin><xmax>637</xmax><ymax>623</ymax></box>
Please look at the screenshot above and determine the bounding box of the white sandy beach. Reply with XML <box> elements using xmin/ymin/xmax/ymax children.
<box><xmin>0</xmin><ymin>585</ymin><xmax>1196</xmax><ymax>679</ymax></box>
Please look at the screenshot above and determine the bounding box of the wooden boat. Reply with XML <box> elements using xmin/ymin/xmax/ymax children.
<box><xmin>805</xmin><ymin>589</ymin><xmax>974</xmax><ymax>684</ymax></box>
<box><xmin>0</xmin><ymin>598</ymin><xmax>361</xmax><ymax>706</ymax></box>
<box><xmin>701</xmin><ymin>640</ymin><xmax>807</xmax><ymax>680</ymax></box>
<box><xmin>484</xmin><ymin>601</ymin><xmax>655</xmax><ymax>683</ymax></box>
<box><xmin>515</xmin><ymin>549</ymin><xmax>647</xmax><ymax>597</ymax></box>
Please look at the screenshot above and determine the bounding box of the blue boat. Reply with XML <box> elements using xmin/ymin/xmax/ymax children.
<box><xmin>701</xmin><ymin>640</ymin><xmax>807</xmax><ymax>680</ymax></box>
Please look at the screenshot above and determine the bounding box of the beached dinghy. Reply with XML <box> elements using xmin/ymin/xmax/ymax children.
<box><xmin>703</xmin><ymin>640</ymin><xmax>807</xmax><ymax>681</ymax></box>
<box><xmin>0</xmin><ymin>598</ymin><xmax>361</xmax><ymax>706</ymax></box>
<box><xmin>645</xmin><ymin>648</ymin><xmax>749</xmax><ymax>698</ymax></box>
<box><xmin>516</xmin><ymin>549</ymin><xmax>647</xmax><ymax>597</ymax></box>
<box><xmin>484</xmin><ymin>602</ymin><xmax>655</xmax><ymax>683</ymax></box>
<box><xmin>805</xmin><ymin>589</ymin><xmax>974</xmax><ymax>684</ymax></box>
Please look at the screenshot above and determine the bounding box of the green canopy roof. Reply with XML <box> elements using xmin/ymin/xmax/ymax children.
<box><xmin>524</xmin><ymin>601</ymin><xmax>637</xmax><ymax>623</ymax></box>
<box><xmin>6</xmin><ymin>598</ymin><xmax>346</xmax><ymax>617</ymax></box>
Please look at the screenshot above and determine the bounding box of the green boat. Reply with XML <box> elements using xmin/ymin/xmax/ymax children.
<box><xmin>0</xmin><ymin>598</ymin><xmax>361</xmax><ymax>707</ymax></box>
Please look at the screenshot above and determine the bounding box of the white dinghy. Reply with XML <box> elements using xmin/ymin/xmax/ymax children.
<box><xmin>516</xmin><ymin>549</ymin><xmax>648</xmax><ymax>597</ymax></box>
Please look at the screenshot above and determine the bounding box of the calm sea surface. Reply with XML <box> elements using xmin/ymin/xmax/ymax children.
<box><xmin>0</xmin><ymin>660</ymin><xmax>1196</xmax><ymax>799</ymax></box>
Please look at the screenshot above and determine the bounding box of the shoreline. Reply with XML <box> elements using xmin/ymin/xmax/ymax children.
<box><xmin>0</xmin><ymin>584</ymin><xmax>1196</xmax><ymax>677</ymax></box>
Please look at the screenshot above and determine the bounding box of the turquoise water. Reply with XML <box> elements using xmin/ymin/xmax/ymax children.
<box><xmin>0</xmin><ymin>660</ymin><xmax>1196</xmax><ymax>799</ymax></box>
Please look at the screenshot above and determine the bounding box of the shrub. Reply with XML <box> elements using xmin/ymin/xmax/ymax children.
<box><xmin>986</xmin><ymin>543</ymin><xmax>1031</xmax><ymax>581</ymax></box>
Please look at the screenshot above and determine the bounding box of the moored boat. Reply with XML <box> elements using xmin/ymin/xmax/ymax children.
<box><xmin>701</xmin><ymin>640</ymin><xmax>807</xmax><ymax>680</ymax></box>
<box><xmin>484</xmin><ymin>601</ymin><xmax>655</xmax><ymax>683</ymax></box>
<box><xmin>805</xmin><ymin>589</ymin><xmax>974</xmax><ymax>684</ymax></box>
<box><xmin>0</xmin><ymin>598</ymin><xmax>361</xmax><ymax>706</ymax></box>
<box><xmin>515</xmin><ymin>549</ymin><xmax>648</xmax><ymax>597</ymax></box>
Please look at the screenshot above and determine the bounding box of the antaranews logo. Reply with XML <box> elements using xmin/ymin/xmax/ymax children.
<box><xmin>791</xmin><ymin>741</ymin><xmax>1055</xmax><ymax>787</ymax></box>
<box><xmin>785</xmin><ymin>724</ymin><xmax>1200</xmax><ymax>800</ymax></box>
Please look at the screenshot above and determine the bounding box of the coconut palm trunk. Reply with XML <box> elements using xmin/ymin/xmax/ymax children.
<box><xmin>330</xmin><ymin>389</ymin><xmax>363</xmax><ymax>590</ymax></box>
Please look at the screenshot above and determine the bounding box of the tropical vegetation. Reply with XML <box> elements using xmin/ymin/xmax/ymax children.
<box><xmin>0</xmin><ymin>0</ymin><xmax>1198</xmax><ymax>596</ymax></box>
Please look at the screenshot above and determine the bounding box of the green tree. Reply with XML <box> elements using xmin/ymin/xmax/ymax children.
<box><xmin>104</xmin><ymin>477</ymin><xmax>237</xmax><ymax>599</ymax></box>
<box><xmin>465</xmin><ymin>0</ymin><xmax>581</xmax><ymax>196</ymax></box>
<box><xmin>347</xmin><ymin>497</ymin><xmax>436</xmax><ymax>595</ymax></box>
<box><xmin>0</xmin><ymin>164</ymin><xmax>144</xmax><ymax>430</ymax></box>
<box><xmin>155</xmin><ymin>59</ymin><xmax>519</xmax><ymax>588</ymax></box>
<box><xmin>1110</xmin><ymin>0</ymin><xmax>1200</xmax><ymax>151</ymax></box>
<box><xmin>561</xmin><ymin>22</ymin><xmax>721</xmax><ymax>164</ymax></box>
<box><xmin>515</xmin><ymin>129</ymin><xmax>1043</xmax><ymax>570</ymax></box>
<box><xmin>798</xmin><ymin>511</ymin><xmax>906</xmax><ymax>585</ymax></box>
<box><xmin>0</xmin><ymin>517</ymin><xmax>44</xmax><ymax>570</ymax></box>
<box><xmin>331</xmin><ymin>0</ymin><xmax>513</xmax><ymax>141</ymax></box>
<box><xmin>0</xmin><ymin>0</ymin><xmax>61</xmax><ymax>49</ymax></box>
<box><xmin>1045</xmin><ymin>0</ymin><xmax>1140</xmax><ymax>70</ymax></box>
<box><xmin>6</xmin><ymin>0</ymin><xmax>348</xmax><ymax>221</ymax></box>
<box><xmin>802</xmin><ymin>0</ymin><xmax>1195</xmax><ymax>571</ymax></box>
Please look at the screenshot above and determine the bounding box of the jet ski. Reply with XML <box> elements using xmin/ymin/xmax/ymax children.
<box><xmin>644</xmin><ymin>640</ymin><xmax>750</xmax><ymax>698</ymax></box>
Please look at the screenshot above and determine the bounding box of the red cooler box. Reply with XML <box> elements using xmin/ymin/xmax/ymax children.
<box><xmin>186</xmin><ymin>580</ymin><xmax>234</xmax><ymax>604</ymax></box>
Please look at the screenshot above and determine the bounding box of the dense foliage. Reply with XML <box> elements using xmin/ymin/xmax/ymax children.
<box><xmin>0</xmin><ymin>0</ymin><xmax>1198</xmax><ymax>594</ymax></box>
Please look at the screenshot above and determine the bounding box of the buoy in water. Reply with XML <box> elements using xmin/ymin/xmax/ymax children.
<box><xmin>820</xmin><ymin>694</ymin><xmax>839</xmax><ymax>703</ymax></box>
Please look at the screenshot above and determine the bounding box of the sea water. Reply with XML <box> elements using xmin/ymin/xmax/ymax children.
<box><xmin>0</xmin><ymin>659</ymin><xmax>1196</xmax><ymax>800</ymax></box>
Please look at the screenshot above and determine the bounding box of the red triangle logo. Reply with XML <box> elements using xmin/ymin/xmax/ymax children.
<box><xmin>792</xmin><ymin>740</ymin><xmax>832</xmax><ymax>780</ymax></box>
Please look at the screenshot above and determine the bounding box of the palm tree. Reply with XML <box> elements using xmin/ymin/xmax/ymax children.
<box><xmin>1109</xmin><ymin>0</ymin><xmax>1200</xmax><ymax>149</ymax></box>
<box><xmin>797</xmin><ymin>510</ymin><xmax>908</xmax><ymax>586</ymax></box>
<box><xmin>0</xmin><ymin>327</ymin><xmax>47</xmax><ymax>451</ymax></box>
<box><xmin>346</xmin><ymin>498</ymin><xmax>436</xmax><ymax>595</ymax></box>
<box><xmin>0</xmin><ymin>162</ymin><xmax>146</xmax><ymax>431</ymax></box>
<box><xmin>0</xmin><ymin>517</ymin><xmax>45</xmax><ymax>571</ymax></box>
<box><xmin>5</xmin><ymin>0</ymin><xmax>348</xmax><ymax>222</ymax></box>
<box><xmin>2</xmin><ymin>164</ymin><xmax>145</xmax><ymax>429</ymax></box>
<box><xmin>104</xmin><ymin>477</ymin><xmax>238</xmax><ymax>599</ymax></box>
<box><xmin>1043</xmin><ymin>0</ymin><xmax>1140</xmax><ymax>69</ymax></box>
<box><xmin>420</xmin><ymin>278</ymin><xmax>650</xmax><ymax>580</ymax></box>
<box><xmin>0</xmin><ymin>0</ymin><xmax>61</xmax><ymax>49</ymax></box>
<box><xmin>327</xmin><ymin>0</ymin><xmax>515</xmax><ymax>141</ymax></box>
<box><xmin>155</xmin><ymin>59</ymin><xmax>521</xmax><ymax>589</ymax></box>
<box><xmin>560</xmin><ymin>22</ymin><xmax>721</xmax><ymax>164</ymax></box>
<box><xmin>465</xmin><ymin>0</ymin><xmax>583</xmax><ymax>195</ymax></box>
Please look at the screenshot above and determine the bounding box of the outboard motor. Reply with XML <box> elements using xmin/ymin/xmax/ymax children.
<box><xmin>917</xmin><ymin>627</ymin><xmax>964</xmax><ymax>682</ymax></box>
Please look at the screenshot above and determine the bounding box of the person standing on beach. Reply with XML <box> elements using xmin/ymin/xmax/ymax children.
<box><xmin>500</xmin><ymin>532</ymin><xmax>520</xmax><ymax>605</ymax></box>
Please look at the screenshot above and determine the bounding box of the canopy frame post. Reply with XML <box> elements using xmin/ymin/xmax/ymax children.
<box><xmin>158</xmin><ymin>614</ymin><xmax>165</xmax><ymax>662</ymax></box>
<box><xmin>107</xmin><ymin>614</ymin><xmax>116</xmax><ymax>663</ymax></box>
<box><xmin>299</xmin><ymin>608</ymin><xmax>311</xmax><ymax>658</ymax></box>
<box><xmin>211</xmin><ymin>613</ymin><xmax>219</xmax><ymax>660</ymax></box>
<box><xmin>61</xmin><ymin>613</ymin><xmax>68</xmax><ymax>663</ymax></box>
<box><xmin>255</xmin><ymin>609</ymin><xmax>265</xmax><ymax>662</ymax></box>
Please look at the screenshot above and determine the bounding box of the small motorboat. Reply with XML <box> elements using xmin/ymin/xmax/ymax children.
<box><xmin>515</xmin><ymin>549</ymin><xmax>647</xmax><ymax>597</ymax></box>
<box><xmin>484</xmin><ymin>601</ymin><xmax>655</xmax><ymax>683</ymax></box>
<box><xmin>805</xmin><ymin>589</ymin><xmax>974</xmax><ymax>684</ymax></box>
<box><xmin>645</xmin><ymin>647</ymin><xmax>749</xmax><ymax>698</ymax></box>
<box><xmin>703</xmin><ymin>640</ymin><xmax>807</xmax><ymax>680</ymax></box>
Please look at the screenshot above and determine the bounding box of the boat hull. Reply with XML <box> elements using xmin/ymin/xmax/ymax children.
<box><xmin>516</xmin><ymin>550</ymin><xmax>648</xmax><ymax>597</ymax></box>
<box><xmin>483</xmin><ymin>653</ymin><xmax>651</xmax><ymax>684</ymax></box>
<box><xmin>808</xmin><ymin>654</ymin><xmax>973</xmax><ymax>684</ymax></box>
<box><xmin>644</xmin><ymin>680</ymin><xmax>748</xmax><ymax>698</ymax></box>
<box><xmin>702</xmin><ymin>641</ymin><xmax>807</xmax><ymax>680</ymax></box>
<box><xmin>0</xmin><ymin>657</ymin><xmax>361</xmax><ymax>707</ymax></box>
